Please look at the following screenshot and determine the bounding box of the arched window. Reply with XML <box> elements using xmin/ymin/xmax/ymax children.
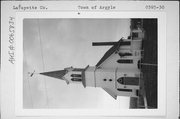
<box><xmin>117</xmin><ymin>59</ymin><xmax>133</xmax><ymax>63</ymax></box>
<box><xmin>117</xmin><ymin>77</ymin><xmax>124</xmax><ymax>84</ymax></box>
<box><xmin>117</xmin><ymin>88</ymin><xmax>132</xmax><ymax>92</ymax></box>
<box><xmin>71</xmin><ymin>74</ymin><xmax>82</xmax><ymax>77</ymax></box>
<box><xmin>118</xmin><ymin>52</ymin><xmax>132</xmax><ymax>57</ymax></box>
<box><xmin>117</xmin><ymin>77</ymin><xmax>139</xmax><ymax>85</ymax></box>
<box><xmin>71</xmin><ymin>78</ymin><xmax>82</xmax><ymax>82</ymax></box>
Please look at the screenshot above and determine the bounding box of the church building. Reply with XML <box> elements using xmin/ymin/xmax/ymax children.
<box><xmin>40</xmin><ymin>26</ymin><xmax>144</xmax><ymax>99</ymax></box>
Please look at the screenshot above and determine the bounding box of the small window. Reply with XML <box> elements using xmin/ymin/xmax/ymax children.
<box><xmin>137</xmin><ymin>60</ymin><xmax>141</xmax><ymax>69</ymax></box>
<box><xmin>132</xmin><ymin>33</ymin><xmax>138</xmax><ymax>39</ymax></box>
<box><xmin>127</xmin><ymin>36</ymin><xmax>131</xmax><ymax>39</ymax></box>
<box><xmin>136</xmin><ymin>90</ymin><xmax>139</xmax><ymax>96</ymax></box>
<box><xmin>117</xmin><ymin>59</ymin><xmax>133</xmax><ymax>63</ymax></box>
<box><xmin>121</xmin><ymin>41</ymin><xmax>131</xmax><ymax>46</ymax></box>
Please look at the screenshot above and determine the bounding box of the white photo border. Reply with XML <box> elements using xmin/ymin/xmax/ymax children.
<box><xmin>15</xmin><ymin>11</ymin><xmax>166</xmax><ymax>116</ymax></box>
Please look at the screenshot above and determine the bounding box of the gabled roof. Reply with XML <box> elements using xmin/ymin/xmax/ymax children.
<box><xmin>40</xmin><ymin>70</ymin><xmax>67</xmax><ymax>80</ymax></box>
<box><xmin>96</xmin><ymin>43</ymin><xmax>119</xmax><ymax>67</ymax></box>
<box><xmin>95</xmin><ymin>39</ymin><xmax>131</xmax><ymax>67</ymax></box>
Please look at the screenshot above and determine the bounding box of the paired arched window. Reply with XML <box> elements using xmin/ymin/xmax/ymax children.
<box><xmin>70</xmin><ymin>74</ymin><xmax>82</xmax><ymax>82</ymax></box>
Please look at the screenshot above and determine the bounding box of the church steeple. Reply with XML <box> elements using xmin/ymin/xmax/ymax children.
<box><xmin>40</xmin><ymin>66</ymin><xmax>85</xmax><ymax>85</ymax></box>
<box><xmin>40</xmin><ymin>70</ymin><xmax>67</xmax><ymax>80</ymax></box>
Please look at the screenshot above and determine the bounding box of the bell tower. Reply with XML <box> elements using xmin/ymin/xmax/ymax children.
<box><xmin>63</xmin><ymin>67</ymin><xmax>84</xmax><ymax>84</ymax></box>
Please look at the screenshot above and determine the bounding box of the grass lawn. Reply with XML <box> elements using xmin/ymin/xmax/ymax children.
<box><xmin>142</xmin><ymin>19</ymin><xmax>158</xmax><ymax>108</ymax></box>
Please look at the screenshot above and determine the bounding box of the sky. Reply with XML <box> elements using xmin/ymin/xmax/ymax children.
<box><xmin>23</xmin><ymin>19</ymin><xmax>131</xmax><ymax>109</ymax></box>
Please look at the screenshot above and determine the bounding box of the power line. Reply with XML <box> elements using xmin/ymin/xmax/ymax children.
<box><xmin>24</xmin><ymin>51</ymin><xmax>34</xmax><ymax>108</ymax></box>
<box><xmin>37</xmin><ymin>19</ymin><xmax>50</xmax><ymax>108</ymax></box>
<box><xmin>27</xmin><ymin>75</ymin><xmax>34</xmax><ymax>108</ymax></box>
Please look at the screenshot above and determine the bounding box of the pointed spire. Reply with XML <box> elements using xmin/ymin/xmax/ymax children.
<box><xmin>40</xmin><ymin>70</ymin><xmax>67</xmax><ymax>80</ymax></box>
